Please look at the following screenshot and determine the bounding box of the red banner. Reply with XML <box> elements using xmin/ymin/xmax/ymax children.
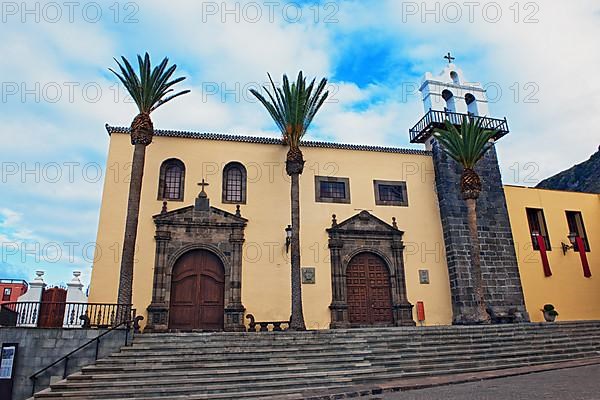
<box><xmin>536</xmin><ymin>235</ymin><xmax>552</xmax><ymax>277</ymax></box>
<box><xmin>576</xmin><ymin>236</ymin><xmax>592</xmax><ymax>278</ymax></box>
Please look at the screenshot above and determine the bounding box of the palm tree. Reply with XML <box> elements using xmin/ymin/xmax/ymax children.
<box><xmin>433</xmin><ymin>118</ymin><xmax>498</xmax><ymax>324</ymax></box>
<box><xmin>250</xmin><ymin>72</ymin><xmax>329</xmax><ymax>330</ymax></box>
<box><xmin>110</xmin><ymin>53</ymin><xmax>190</xmax><ymax>312</ymax></box>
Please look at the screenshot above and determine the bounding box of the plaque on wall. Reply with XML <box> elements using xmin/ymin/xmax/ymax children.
<box><xmin>419</xmin><ymin>269</ymin><xmax>430</xmax><ymax>284</ymax></box>
<box><xmin>301</xmin><ymin>267</ymin><xmax>316</xmax><ymax>284</ymax></box>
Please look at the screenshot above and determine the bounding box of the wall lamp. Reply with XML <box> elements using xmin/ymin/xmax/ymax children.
<box><xmin>285</xmin><ymin>225</ymin><xmax>292</xmax><ymax>253</ymax></box>
<box><xmin>561</xmin><ymin>232</ymin><xmax>578</xmax><ymax>255</ymax></box>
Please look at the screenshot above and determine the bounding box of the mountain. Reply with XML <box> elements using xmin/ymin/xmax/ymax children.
<box><xmin>536</xmin><ymin>147</ymin><xmax>600</xmax><ymax>194</ymax></box>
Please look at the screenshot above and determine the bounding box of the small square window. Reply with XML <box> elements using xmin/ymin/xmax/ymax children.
<box><xmin>374</xmin><ymin>180</ymin><xmax>408</xmax><ymax>207</ymax></box>
<box><xmin>315</xmin><ymin>176</ymin><xmax>351</xmax><ymax>204</ymax></box>
<box><xmin>2</xmin><ymin>287</ymin><xmax>11</xmax><ymax>301</ymax></box>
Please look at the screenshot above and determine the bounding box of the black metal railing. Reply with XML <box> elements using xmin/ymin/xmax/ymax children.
<box><xmin>0</xmin><ymin>302</ymin><xmax>133</xmax><ymax>328</ymax></box>
<box><xmin>29</xmin><ymin>313</ymin><xmax>144</xmax><ymax>396</ymax></box>
<box><xmin>409</xmin><ymin>109</ymin><xmax>510</xmax><ymax>143</ymax></box>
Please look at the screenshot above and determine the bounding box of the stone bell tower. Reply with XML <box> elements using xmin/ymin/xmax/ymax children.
<box><xmin>409</xmin><ymin>54</ymin><xmax>529</xmax><ymax>324</ymax></box>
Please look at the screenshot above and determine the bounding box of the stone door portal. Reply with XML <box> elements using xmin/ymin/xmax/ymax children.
<box><xmin>169</xmin><ymin>250</ymin><xmax>225</xmax><ymax>331</ymax></box>
<box><xmin>347</xmin><ymin>253</ymin><xmax>393</xmax><ymax>325</ymax></box>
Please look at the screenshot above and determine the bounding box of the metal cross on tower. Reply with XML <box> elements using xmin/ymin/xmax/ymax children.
<box><xmin>444</xmin><ymin>52</ymin><xmax>455</xmax><ymax>64</ymax></box>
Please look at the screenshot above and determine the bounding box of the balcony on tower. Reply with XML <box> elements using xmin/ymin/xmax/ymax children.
<box><xmin>409</xmin><ymin>109</ymin><xmax>509</xmax><ymax>144</ymax></box>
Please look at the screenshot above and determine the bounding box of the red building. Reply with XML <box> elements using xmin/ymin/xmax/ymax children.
<box><xmin>0</xmin><ymin>279</ymin><xmax>28</xmax><ymax>304</ymax></box>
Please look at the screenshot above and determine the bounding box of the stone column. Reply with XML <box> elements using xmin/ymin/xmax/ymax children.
<box><xmin>391</xmin><ymin>240</ymin><xmax>416</xmax><ymax>326</ymax></box>
<box><xmin>224</xmin><ymin>229</ymin><xmax>246</xmax><ymax>332</ymax></box>
<box><xmin>146</xmin><ymin>229</ymin><xmax>171</xmax><ymax>332</ymax></box>
<box><xmin>328</xmin><ymin>237</ymin><xmax>348</xmax><ymax>328</ymax></box>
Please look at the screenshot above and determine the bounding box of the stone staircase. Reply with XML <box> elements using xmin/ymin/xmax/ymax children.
<box><xmin>34</xmin><ymin>321</ymin><xmax>600</xmax><ymax>399</ymax></box>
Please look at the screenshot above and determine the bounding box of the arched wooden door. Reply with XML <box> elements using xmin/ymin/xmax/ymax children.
<box><xmin>169</xmin><ymin>250</ymin><xmax>225</xmax><ymax>331</ymax></box>
<box><xmin>347</xmin><ymin>253</ymin><xmax>393</xmax><ymax>325</ymax></box>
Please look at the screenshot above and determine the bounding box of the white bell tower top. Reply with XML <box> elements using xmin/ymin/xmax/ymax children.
<box><xmin>420</xmin><ymin>55</ymin><xmax>490</xmax><ymax>117</ymax></box>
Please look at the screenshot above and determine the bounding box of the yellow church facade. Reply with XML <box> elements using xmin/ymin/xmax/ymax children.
<box><xmin>89</xmin><ymin>129</ymin><xmax>454</xmax><ymax>329</ymax></box>
<box><xmin>88</xmin><ymin>127</ymin><xmax>600</xmax><ymax>330</ymax></box>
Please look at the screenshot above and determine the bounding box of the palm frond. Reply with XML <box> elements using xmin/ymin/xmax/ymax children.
<box><xmin>433</xmin><ymin>117</ymin><xmax>497</xmax><ymax>169</ymax></box>
<box><xmin>109</xmin><ymin>53</ymin><xmax>189</xmax><ymax>114</ymax></box>
<box><xmin>250</xmin><ymin>71</ymin><xmax>329</xmax><ymax>148</ymax></box>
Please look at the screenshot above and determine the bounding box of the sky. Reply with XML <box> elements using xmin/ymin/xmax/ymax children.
<box><xmin>1</xmin><ymin>0</ymin><xmax>599</xmax><ymax>287</ymax></box>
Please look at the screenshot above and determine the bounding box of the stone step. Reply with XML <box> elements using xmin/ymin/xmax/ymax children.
<box><xmin>97</xmin><ymin>349</ymin><xmax>370</xmax><ymax>365</ymax></box>
<box><xmin>39</xmin><ymin>374</ymin><xmax>358</xmax><ymax>398</ymax></box>
<box><xmin>55</xmin><ymin>367</ymin><xmax>382</xmax><ymax>391</ymax></box>
<box><xmin>75</xmin><ymin>361</ymin><xmax>375</xmax><ymax>380</ymax></box>
<box><xmin>377</xmin><ymin>352</ymin><xmax>600</xmax><ymax>378</ymax></box>
<box><xmin>371</xmin><ymin>346</ymin><xmax>600</xmax><ymax>368</ymax></box>
<box><xmin>85</xmin><ymin>354</ymin><xmax>368</xmax><ymax>374</ymax></box>
<box><xmin>384</xmin><ymin>336</ymin><xmax>600</xmax><ymax>351</ymax></box>
<box><xmin>134</xmin><ymin>324</ymin><xmax>600</xmax><ymax>342</ymax></box>
<box><xmin>35</xmin><ymin>382</ymin><xmax>354</xmax><ymax>400</ymax></box>
<box><xmin>119</xmin><ymin>342</ymin><xmax>370</xmax><ymax>356</ymax></box>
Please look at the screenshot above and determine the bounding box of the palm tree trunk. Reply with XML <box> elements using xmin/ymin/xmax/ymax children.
<box><xmin>117</xmin><ymin>142</ymin><xmax>147</xmax><ymax>320</ymax></box>
<box><xmin>465</xmin><ymin>197</ymin><xmax>490</xmax><ymax>324</ymax></box>
<box><xmin>289</xmin><ymin>172</ymin><xmax>306</xmax><ymax>330</ymax></box>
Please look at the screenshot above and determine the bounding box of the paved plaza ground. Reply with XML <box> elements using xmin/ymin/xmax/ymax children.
<box><xmin>369</xmin><ymin>364</ymin><xmax>600</xmax><ymax>400</ymax></box>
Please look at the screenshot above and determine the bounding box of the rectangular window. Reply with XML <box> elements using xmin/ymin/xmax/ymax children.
<box><xmin>2</xmin><ymin>288</ymin><xmax>11</xmax><ymax>302</ymax></box>
<box><xmin>566</xmin><ymin>211</ymin><xmax>590</xmax><ymax>252</ymax></box>
<box><xmin>315</xmin><ymin>176</ymin><xmax>350</xmax><ymax>204</ymax></box>
<box><xmin>526</xmin><ymin>208</ymin><xmax>551</xmax><ymax>251</ymax></box>
<box><xmin>374</xmin><ymin>180</ymin><xmax>409</xmax><ymax>207</ymax></box>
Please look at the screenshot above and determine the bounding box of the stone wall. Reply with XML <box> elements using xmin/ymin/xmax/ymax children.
<box><xmin>0</xmin><ymin>327</ymin><xmax>128</xmax><ymax>400</ymax></box>
<box><xmin>431</xmin><ymin>140</ymin><xmax>529</xmax><ymax>324</ymax></box>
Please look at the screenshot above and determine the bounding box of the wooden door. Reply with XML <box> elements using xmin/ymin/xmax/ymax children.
<box><xmin>38</xmin><ymin>287</ymin><xmax>67</xmax><ymax>328</ymax></box>
<box><xmin>169</xmin><ymin>250</ymin><xmax>225</xmax><ymax>331</ymax></box>
<box><xmin>347</xmin><ymin>253</ymin><xmax>393</xmax><ymax>325</ymax></box>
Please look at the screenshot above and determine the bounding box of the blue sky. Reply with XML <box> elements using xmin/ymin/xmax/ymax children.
<box><xmin>1</xmin><ymin>0</ymin><xmax>599</xmax><ymax>287</ymax></box>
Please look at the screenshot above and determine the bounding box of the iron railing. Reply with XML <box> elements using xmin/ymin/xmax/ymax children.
<box><xmin>0</xmin><ymin>302</ymin><xmax>133</xmax><ymax>328</ymax></box>
<box><xmin>409</xmin><ymin>109</ymin><xmax>510</xmax><ymax>143</ymax></box>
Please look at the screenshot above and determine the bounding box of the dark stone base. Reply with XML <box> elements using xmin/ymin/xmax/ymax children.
<box><xmin>453</xmin><ymin>305</ymin><xmax>530</xmax><ymax>325</ymax></box>
<box><xmin>329</xmin><ymin>303</ymin><xmax>349</xmax><ymax>329</ymax></box>
<box><xmin>394</xmin><ymin>303</ymin><xmax>416</xmax><ymax>326</ymax></box>
<box><xmin>225</xmin><ymin>304</ymin><xmax>246</xmax><ymax>332</ymax></box>
<box><xmin>145</xmin><ymin>303</ymin><xmax>169</xmax><ymax>332</ymax></box>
